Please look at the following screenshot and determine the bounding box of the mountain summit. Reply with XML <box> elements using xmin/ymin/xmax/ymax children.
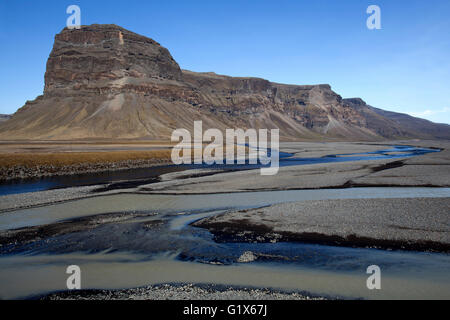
<box><xmin>1</xmin><ymin>24</ymin><xmax>449</xmax><ymax>140</ymax></box>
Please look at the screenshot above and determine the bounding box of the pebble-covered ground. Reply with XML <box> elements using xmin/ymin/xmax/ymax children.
<box><xmin>43</xmin><ymin>283</ymin><xmax>327</xmax><ymax>300</ymax></box>
<box><xmin>194</xmin><ymin>197</ymin><xmax>450</xmax><ymax>252</ymax></box>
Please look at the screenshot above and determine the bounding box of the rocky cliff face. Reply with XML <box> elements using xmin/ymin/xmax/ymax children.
<box><xmin>44</xmin><ymin>24</ymin><xmax>182</xmax><ymax>92</ymax></box>
<box><xmin>1</xmin><ymin>24</ymin><xmax>449</xmax><ymax>141</ymax></box>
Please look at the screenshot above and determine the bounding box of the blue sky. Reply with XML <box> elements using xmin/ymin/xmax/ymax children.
<box><xmin>1</xmin><ymin>0</ymin><xmax>449</xmax><ymax>124</ymax></box>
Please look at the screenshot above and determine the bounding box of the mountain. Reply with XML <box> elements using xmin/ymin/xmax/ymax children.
<box><xmin>342</xmin><ymin>98</ymin><xmax>450</xmax><ymax>140</ymax></box>
<box><xmin>0</xmin><ymin>24</ymin><xmax>448</xmax><ymax>141</ymax></box>
<box><xmin>0</xmin><ymin>115</ymin><xmax>11</xmax><ymax>123</ymax></box>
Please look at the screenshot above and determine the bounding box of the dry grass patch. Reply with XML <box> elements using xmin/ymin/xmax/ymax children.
<box><xmin>0</xmin><ymin>150</ymin><xmax>172</xmax><ymax>168</ymax></box>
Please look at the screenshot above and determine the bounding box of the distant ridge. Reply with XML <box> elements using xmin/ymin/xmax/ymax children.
<box><xmin>1</xmin><ymin>24</ymin><xmax>449</xmax><ymax>141</ymax></box>
<box><xmin>0</xmin><ymin>114</ymin><xmax>11</xmax><ymax>123</ymax></box>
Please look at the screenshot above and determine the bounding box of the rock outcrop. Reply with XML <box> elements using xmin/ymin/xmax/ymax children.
<box><xmin>1</xmin><ymin>24</ymin><xmax>449</xmax><ymax>141</ymax></box>
<box><xmin>44</xmin><ymin>24</ymin><xmax>182</xmax><ymax>93</ymax></box>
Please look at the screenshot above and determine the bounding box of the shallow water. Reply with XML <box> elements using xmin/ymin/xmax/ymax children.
<box><xmin>0</xmin><ymin>187</ymin><xmax>449</xmax><ymax>299</ymax></box>
<box><xmin>0</xmin><ymin>251</ymin><xmax>449</xmax><ymax>300</ymax></box>
<box><xmin>0</xmin><ymin>165</ymin><xmax>185</xmax><ymax>196</ymax></box>
<box><xmin>0</xmin><ymin>145</ymin><xmax>439</xmax><ymax>196</ymax></box>
<box><xmin>1</xmin><ymin>187</ymin><xmax>449</xmax><ymax>231</ymax></box>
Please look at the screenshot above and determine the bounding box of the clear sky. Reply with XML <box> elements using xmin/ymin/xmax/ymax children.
<box><xmin>1</xmin><ymin>0</ymin><xmax>449</xmax><ymax>124</ymax></box>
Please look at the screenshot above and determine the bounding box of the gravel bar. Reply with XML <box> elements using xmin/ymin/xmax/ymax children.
<box><xmin>193</xmin><ymin>197</ymin><xmax>450</xmax><ymax>252</ymax></box>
